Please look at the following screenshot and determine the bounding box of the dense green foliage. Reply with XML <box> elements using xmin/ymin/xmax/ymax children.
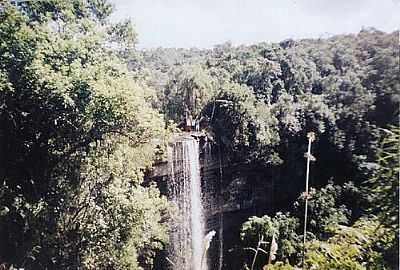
<box><xmin>135</xmin><ymin>29</ymin><xmax>400</xmax><ymax>270</ymax></box>
<box><xmin>293</xmin><ymin>181</ymin><xmax>360</xmax><ymax>237</ymax></box>
<box><xmin>146</xmin><ymin>29</ymin><xmax>399</xmax><ymax>195</ymax></box>
<box><xmin>237</xmin><ymin>128</ymin><xmax>399</xmax><ymax>270</ymax></box>
<box><xmin>142</xmin><ymin>29</ymin><xmax>398</xmax><ymax>269</ymax></box>
<box><xmin>162</xmin><ymin>64</ymin><xmax>216</xmax><ymax>123</ymax></box>
<box><xmin>366</xmin><ymin>127</ymin><xmax>399</xmax><ymax>230</ymax></box>
<box><xmin>240</xmin><ymin>213</ymin><xmax>300</xmax><ymax>269</ymax></box>
<box><xmin>304</xmin><ymin>218</ymin><xmax>393</xmax><ymax>270</ymax></box>
<box><xmin>0</xmin><ymin>1</ymin><xmax>170</xmax><ymax>269</ymax></box>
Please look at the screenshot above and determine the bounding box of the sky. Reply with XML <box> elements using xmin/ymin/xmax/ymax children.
<box><xmin>110</xmin><ymin>0</ymin><xmax>399</xmax><ymax>49</ymax></box>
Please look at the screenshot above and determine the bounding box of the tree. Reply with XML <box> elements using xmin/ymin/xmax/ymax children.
<box><xmin>366</xmin><ymin>127</ymin><xmax>399</xmax><ymax>229</ymax></box>
<box><xmin>240</xmin><ymin>213</ymin><xmax>300</xmax><ymax>269</ymax></box>
<box><xmin>163</xmin><ymin>64</ymin><xmax>216</xmax><ymax>123</ymax></box>
<box><xmin>305</xmin><ymin>218</ymin><xmax>392</xmax><ymax>270</ymax></box>
<box><xmin>365</xmin><ymin>127</ymin><xmax>399</xmax><ymax>269</ymax></box>
<box><xmin>293</xmin><ymin>182</ymin><xmax>356</xmax><ymax>238</ymax></box>
<box><xmin>0</xmin><ymin>1</ymin><xmax>170</xmax><ymax>268</ymax></box>
<box><xmin>203</xmin><ymin>81</ymin><xmax>280</xmax><ymax>164</ymax></box>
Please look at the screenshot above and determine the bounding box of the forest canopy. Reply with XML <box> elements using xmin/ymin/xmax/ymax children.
<box><xmin>143</xmin><ymin>27</ymin><xmax>399</xmax><ymax>270</ymax></box>
<box><xmin>0</xmin><ymin>1</ymin><xmax>170</xmax><ymax>269</ymax></box>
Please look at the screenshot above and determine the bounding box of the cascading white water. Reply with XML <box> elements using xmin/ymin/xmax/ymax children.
<box><xmin>168</xmin><ymin>138</ymin><xmax>207</xmax><ymax>270</ymax></box>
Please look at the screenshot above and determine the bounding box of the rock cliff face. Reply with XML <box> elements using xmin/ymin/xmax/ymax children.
<box><xmin>146</xmin><ymin>134</ymin><xmax>276</xmax><ymax>270</ymax></box>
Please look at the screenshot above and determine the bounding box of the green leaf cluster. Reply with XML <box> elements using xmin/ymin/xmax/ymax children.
<box><xmin>0</xmin><ymin>1</ymin><xmax>170</xmax><ymax>269</ymax></box>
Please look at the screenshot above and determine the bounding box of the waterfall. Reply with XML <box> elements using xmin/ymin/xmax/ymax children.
<box><xmin>167</xmin><ymin>137</ymin><xmax>207</xmax><ymax>270</ymax></box>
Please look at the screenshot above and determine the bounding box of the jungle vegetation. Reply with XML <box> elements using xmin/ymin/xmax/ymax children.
<box><xmin>0</xmin><ymin>0</ymin><xmax>399</xmax><ymax>269</ymax></box>
<box><xmin>144</xmin><ymin>26</ymin><xmax>398</xmax><ymax>270</ymax></box>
